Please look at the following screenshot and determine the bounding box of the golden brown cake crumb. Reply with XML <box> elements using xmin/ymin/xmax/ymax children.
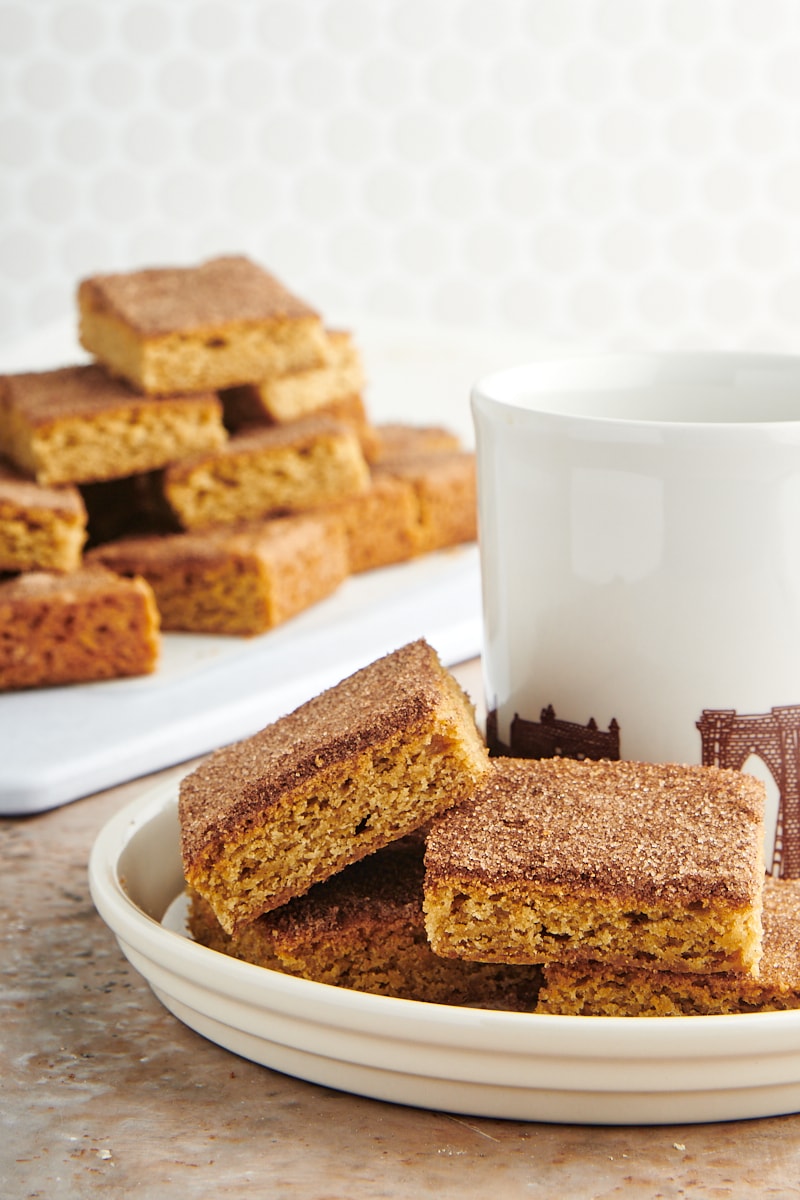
<box><xmin>0</xmin><ymin>461</ymin><xmax>87</xmax><ymax>572</ymax></box>
<box><xmin>424</xmin><ymin>757</ymin><xmax>765</xmax><ymax>975</ymax></box>
<box><xmin>189</xmin><ymin>838</ymin><xmax>541</xmax><ymax>1010</ymax></box>
<box><xmin>87</xmin><ymin>512</ymin><xmax>348</xmax><ymax>635</ymax></box>
<box><xmin>78</xmin><ymin>255</ymin><xmax>328</xmax><ymax>394</ymax></box>
<box><xmin>0</xmin><ymin>364</ymin><xmax>226</xmax><ymax>485</ymax></box>
<box><xmin>161</xmin><ymin>414</ymin><xmax>370</xmax><ymax>530</ymax></box>
<box><xmin>0</xmin><ymin>565</ymin><xmax>160</xmax><ymax>691</ymax></box>
<box><xmin>179</xmin><ymin>638</ymin><xmax>490</xmax><ymax>935</ymax></box>
<box><xmin>537</xmin><ymin>876</ymin><xmax>800</xmax><ymax>1016</ymax></box>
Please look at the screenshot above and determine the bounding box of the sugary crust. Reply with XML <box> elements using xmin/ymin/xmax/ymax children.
<box><xmin>425</xmin><ymin>757</ymin><xmax>765</xmax><ymax>908</ymax></box>
<box><xmin>0</xmin><ymin>364</ymin><xmax>219</xmax><ymax>426</ymax></box>
<box><xmin>87</xmin><ymin>512</ymin><xmax>340</xmax><ymax>573</ymax></box>
<box><xmin>78</xmin><ymin>255</ymin><xmax>318</xmax><ymax>337</ymax></box>
<box><xmin>179</xmin><ymin>639</ymin><xmax>471</xmax><ymax>870</ymax></box>
<box><xmin>165</xmin><ymin>413</ymin><xmax>352</xmax><ymax>473</ymax></box>
<box><xmin>0</xmin><ymin>563</ymin><xmax>134</xmax><ymax>602</ymax></box>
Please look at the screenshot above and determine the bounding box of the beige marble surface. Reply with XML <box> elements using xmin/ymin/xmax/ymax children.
<box><xmin>5</xmin><ymin>659</ymin><xmax>800</xmax><ymax>1199</ymax></box>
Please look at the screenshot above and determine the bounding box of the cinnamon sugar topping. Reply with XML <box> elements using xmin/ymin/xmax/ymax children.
<box><xmin>79</xmin><ymin>255</ymin><xmax>318</xmax><ymax>337</ymax></box>
<box><xmin>1</xmin><ymin>364</ymin><xmax>216</xmax><ymax>425</ymax></box>
<box><xmin>425</xmin><ymin>757</ymin><xmax>765</xmax><ymax>906</ymax></box>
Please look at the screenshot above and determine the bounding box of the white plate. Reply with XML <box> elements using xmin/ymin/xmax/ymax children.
<box><xmin>89</xmin><ymin>778</ymin><xmax>800</xmax><ymax>1126</ymax></box>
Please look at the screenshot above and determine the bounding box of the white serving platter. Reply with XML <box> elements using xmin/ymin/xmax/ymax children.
<box><xmin>0</xmin><ymin>316</ymin><xmax>554</xmax><ymax>815</ymax></box>
<box><xmin>89</xmin><ymin>778</ymin><xmax>800</xmax><ymax>1127</ymax></box>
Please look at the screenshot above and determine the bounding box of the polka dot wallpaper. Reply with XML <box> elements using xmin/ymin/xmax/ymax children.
<box><xmin>4</xmin><ymin>0</ymin><xmax>800</xmax><ymax>352</ymax></box>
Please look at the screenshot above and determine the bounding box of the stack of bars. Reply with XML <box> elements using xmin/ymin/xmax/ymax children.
<box><xmin>183</xmin><ymin>639</ymin><xmax>541</xmax><ymax>1010</ymax></box>
<box><xmin>0</xmin><ymin>255</ymin><xmax>476</xmax><ymax>692</ymax></box>
<box><xmin>425</xmin><ymin>756</ymin><xmax>800</xmax><ymax>1016</ymax></box>
<box><xmin>183</xmin><ymin>640</ymin><xmax>800</xmax><ymax>1016</ymax></box>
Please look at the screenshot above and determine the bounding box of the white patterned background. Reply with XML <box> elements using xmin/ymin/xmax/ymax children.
<box><xmin>4</xmin><ymin>0</ymin><xmax>800</xmax><ymax>355</ymax></box>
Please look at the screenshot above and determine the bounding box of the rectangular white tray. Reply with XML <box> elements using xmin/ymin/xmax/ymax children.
<box><xmin>0</xmin><ymin>315</ymin><xmax>550</xmax><ymax>814</ymax></box>
<box><xmin>2</xmin><ymin>546</ymin><xmax>482</xmax><ymax>815</ymax></box>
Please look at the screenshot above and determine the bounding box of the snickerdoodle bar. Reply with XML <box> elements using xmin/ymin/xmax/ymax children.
<box><xmin>0</xmin><ymin>565</ymin><xmax>160</xmax><ymax>691</ymax></box>
<box><xmin>0</xmin><ymin>364</ymin><xmax>225</xmax><ymax>485</ymax></box>
<box><xmin>424</xmin><ymin>757</ymin><xmax>765</xmax><ymax>976</ymax></box>
<box><xmin>78</xmin><ymin>255</ymin><xmax>328</xmax><ymax>395</ymax></box>
<box><xmin>179</xmin><ymin>639</ymin><xmax>490</xmax><ymax>934</ymax></box>
<box><xmin>161</xmin><ymin>414</ymin><xmax>370</xmax><ymax>531</ymax></box>
<box><xmin>87</xmin><ymin>512</ymin><xmax>348</xmax><ymax>636</ymax></box>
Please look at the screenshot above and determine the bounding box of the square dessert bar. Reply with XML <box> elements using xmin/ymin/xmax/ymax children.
<box><xmin>161</xmin><ymin>414</ymin><xmax>370</xmax><ymax>530</ymax></box>
<box><xmin>179</xmin><ymin>639</ymin><xmax>490</xmax><ymax>935</ymax></box>
<box><xmin>537</xmin><ymin>876</ymin><xmax>800</xmax><ymax>1016</ymax></box>
<box><xmin>221</xmin><ymin>329</ymin><xmax>366</xmax><ymax>428</ymax></box>
<box><xmin>87</xmin><ymin>512</ymin><xmax>348</xmax><ymax>636</ymax></box>
<box><xmin>0</xmin><ymin>364</ymin><xmax>226</xmax><ymax>486</ymax></box>
<box><xmin>78</xmin><ymin>255</ymin><xmax>329</xmax><ymax>395</ymax></box>
<box><xmin>0</xmin><ymin>461</ymin><xmax>87</xmax><ymax>572</ymax></box>
<box><xmin>189</xmin><ymin>837</ymin><xmax>541</xmax><ymax>1010</ymax></box>
<box><xmin>0</xmin><ymin>566</ymin><xmax>160</xmax><ymax>691</ymax></box>
<box><xmin>424</xmin><ymin>757</ymin><xmax>765</xmax><ymax>976</ymax></box>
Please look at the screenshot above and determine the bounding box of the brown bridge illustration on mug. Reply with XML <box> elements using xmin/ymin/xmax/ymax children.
<box><xmin>486</xmin><ymin>702</ymin><xmax>800</xmax><ymax>877</ymax></box>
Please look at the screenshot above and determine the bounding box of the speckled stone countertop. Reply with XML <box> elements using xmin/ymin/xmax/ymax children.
<box><xmin>5</xmin><ymin>659</ymin><xmax>800</xmax><ymax>1200</ymax></box>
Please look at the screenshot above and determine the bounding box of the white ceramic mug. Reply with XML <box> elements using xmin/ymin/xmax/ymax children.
<box><xmin>472</xmin><ymin>352</ymin><xmax>800</xmax><ymax>877</ymax></box>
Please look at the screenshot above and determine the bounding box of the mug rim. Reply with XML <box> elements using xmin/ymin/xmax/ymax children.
<box><xmin>471</xmin><ymin>350</ymin><xmax>800</xmax><ymax>430</ymax></box>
